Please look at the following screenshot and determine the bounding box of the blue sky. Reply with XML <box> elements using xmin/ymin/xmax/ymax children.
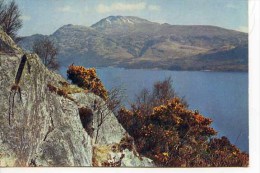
<box><xmin>12</xmin><ymin>0</ymin><xmax>248</xmax><ymax>36</ymax></box>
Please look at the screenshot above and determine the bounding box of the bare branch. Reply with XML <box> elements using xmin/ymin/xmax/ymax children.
<box><xmin>32</xmin><ymin>38</ymin><xmax>59</xmax><ymax>71</ymax></box>
<box><xmin>0</xmin><ymin>0</ymin><xmax>22</xmax><ymax>39</ymax></box>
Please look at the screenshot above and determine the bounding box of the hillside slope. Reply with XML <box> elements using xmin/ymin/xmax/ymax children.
<box><xmin>18</xmin><ymin>16</ymin><xmax>248</xmax><ymax>71</ymax></box>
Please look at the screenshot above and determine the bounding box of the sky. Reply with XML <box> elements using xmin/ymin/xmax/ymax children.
<box><xmin>10</xmin><ymin>0</ymin><xmax>248</xmax><ymax>36</ymax></box>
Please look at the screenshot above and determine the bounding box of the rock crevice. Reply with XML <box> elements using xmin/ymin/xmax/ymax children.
<box><xmin>0</xmin><ymin>29</ymin><xmax>154</xmax><ymax>167</ymax></box>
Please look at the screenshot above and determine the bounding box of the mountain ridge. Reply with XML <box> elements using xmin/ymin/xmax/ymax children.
<box><xmin>18</xmin><ymin>16</ymin><xmax>248</xmax><ymax>72</ymax></box>
<box><xmin>91</xmin><ymin>16</ymin><xmax>154</xmax><ymax>28</ymax></box>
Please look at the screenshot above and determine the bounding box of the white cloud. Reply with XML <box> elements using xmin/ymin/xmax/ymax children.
<box><xmin>148</xmin><ymin>5</ymin><xmax>160</xmax><ymax>11</ymax></box>
<box><xmin>237</xmin><ymin>26</ymin><xmax>248</xmax><ymax>33</ymax></box>
<box><xmin>21</xmin><ymin>15</ymin><xmax>31</xmax><ymax>21</ymax></box>
<box><xmin>96</xmin><ymin>2</ymin><xmax>146</xmax><ymax>13</ymax></box>
<box><xmin>96</xmin><ymin>2</ymin><xmax>160</xmax><ymax>13</ymax></box>
<box><xmin>57</xmin><ymin>5</ymin><xmax>73</xmax><ymax>12</ymax></box>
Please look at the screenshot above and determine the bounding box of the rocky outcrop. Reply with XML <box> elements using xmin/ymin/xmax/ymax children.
<box><xmin>0</xmin><ymin>29</ymin><xmax>154</xmax><ymax>167</ymax></box>
<box><xmin>0</xmin><ymin>47</ymin><xmax>92</xmax><ymax>166</ymax></box>
<box><xmin>0</xmin><ymin>29</ymin><xmax>22</xmax><ymax>54</ymax></box>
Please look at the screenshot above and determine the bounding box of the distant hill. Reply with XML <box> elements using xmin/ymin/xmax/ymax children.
<box><xmin>18</xmin><ymin>16</ymin><xmax>248</xmax><ymax>71</ymax></box>
<box><xmin>19</xmin><ymin>34</ymin><xmax>48</xmax><ymax>51</ymax></box>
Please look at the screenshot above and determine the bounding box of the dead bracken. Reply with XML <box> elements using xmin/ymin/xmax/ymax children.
<box><xmin>47</xmin><ymin>83</ymin><xmax>75</xmax><ymax>102</ymax></box>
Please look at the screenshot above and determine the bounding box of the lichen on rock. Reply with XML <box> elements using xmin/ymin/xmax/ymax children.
<box><xmin>0</xmin><ymin>28</ymin><xmax>154</xmax><ymax>167</ymax></box>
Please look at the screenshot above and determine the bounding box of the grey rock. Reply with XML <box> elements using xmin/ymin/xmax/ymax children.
<box><xmin>92</xmin><ymin>144</ymin><xmax>155</xmax><ymax>167</ymax></box>
<box><xmin>0</xmin><ymin>30</ymin><xmax>92</xmax><ymax>166</ymax></box>
<box><xmin>0</xmin><ymin>29</ymin><xmax>154</xmax><ymax>167</ymax></box>
<box><xmin>71</xmin><ymin>92</ymin><xmax>126</xmax><ymax>144</ymax></box>
<box><xmin>121</xmin><ymin>149</ymin><xmax>154</xmax><ymax>167</ymax></box>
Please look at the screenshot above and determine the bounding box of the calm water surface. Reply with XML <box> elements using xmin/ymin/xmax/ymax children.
<box><xmin>60</xmin><ymin>67</ymin><xmax>248</xmax><ymax>152</ymax></box>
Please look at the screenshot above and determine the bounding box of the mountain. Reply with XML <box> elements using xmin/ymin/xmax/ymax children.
<box><xmin>18</xmin><ymin>34</ymin><xmax>48</xmax><ymax>51</ymax></box>
<box><xmin>91</xmin><ymin>16</ymin><xmax>155</xmax><ymax>32</ymax></box>
<box><xmin>18</xmin><ymin>16</ymin><xmax>248</xmax><ymax>71</ymax></box>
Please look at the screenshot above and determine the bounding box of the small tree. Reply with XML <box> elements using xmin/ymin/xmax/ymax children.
<box><xmin>33</xmin><ymin>38</ymin><xmax>59</xmax><ymax>71</ymax></box>
<box><xmin>0</xmin><ymin>0</ymin><xmax>22</xmax><ymax>39</ymax></box>
<box><xmin>107</xmin><ymin>86</ymin><xmax>125</xmax><ymax>115</ymax></box>
<box><xmin>152</xmin><ymin>77</ymin><xmax>176</xmax><ymax>102</ymax></box>
<box><xmin>133</xmin><ymin>77</ymin><xmax>188</xmax><ymax>118</ymax></box>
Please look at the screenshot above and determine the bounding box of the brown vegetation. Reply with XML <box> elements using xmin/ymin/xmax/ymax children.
<box><xmin>117</xmin><ymin>78</ymin><xmax>249</xmax><ymax>167</ymax></box>
<box><xmin>46</xmin><ymin>83</ymin><xmax>75</xmax><ymax>102</ymax></box>
<box><xmin>67</xmin><ymin>64</ymin><xmax>108</xmax><ymax>100</ymax></box>
<box><xmin>101</xmin><ymin>153</ymin><xmax>125</xmax><ymax>167</ymax></box>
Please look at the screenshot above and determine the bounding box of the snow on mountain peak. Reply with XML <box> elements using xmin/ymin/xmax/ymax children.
<box><xmin>91</xmin><ymin>16</ymin><xmax>151</xmax><ymax>29</ymax></box>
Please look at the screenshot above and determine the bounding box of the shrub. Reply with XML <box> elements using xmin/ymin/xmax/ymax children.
<box><xmin>67</xmin><ymin>64</ymin><xmax>108</xmax><ymax>100</ymax></box>
<box><xmin>207</xmin><ymin>137</ymin><xmax>249</xmax><ymax>166</ymax></box>
<box><xmin>117</xmin><ymin>79</ymin><xmax>249</xmax><ymax>167</ymax></box>
<box><xmin>107</xmin><ymin>86</ymin><xmax>125</xmax><ymax>116</ymax></box>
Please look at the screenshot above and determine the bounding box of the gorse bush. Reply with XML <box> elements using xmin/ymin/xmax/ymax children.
<box><xmin>67</xmin><ymin>64</ymin><xmax>108</xmax><ymax>100</ymax></box>
<box><xmin>117</xmin><ymin>78</ymin><xmax>249</xmax><ymax>167</ymax></box>
<box><xmin>207</xmin><ymin>136</ymin><xmax>249</xmax><ymax>166</ymax></box>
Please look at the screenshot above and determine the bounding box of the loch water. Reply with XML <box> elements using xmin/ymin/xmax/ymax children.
<box><xmin>61</xmin><ymin>67</ymin><xmax>248</xmax><ymax>152</ymax></box>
